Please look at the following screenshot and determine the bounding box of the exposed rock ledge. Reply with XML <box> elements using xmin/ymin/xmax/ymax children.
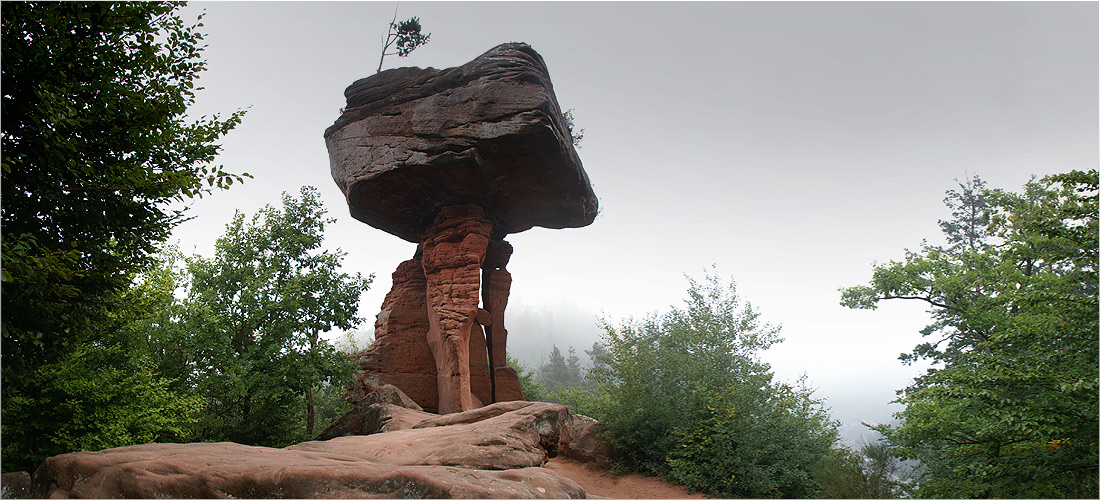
<box><xmin>25</xmin><ymin>401</ymin><xmax>604</xmax><ymax>499</ymax></box>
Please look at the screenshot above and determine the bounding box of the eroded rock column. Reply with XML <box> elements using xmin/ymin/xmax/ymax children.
<box><xmin>349</xmin><ymin>256</ymin><xmax>437</xmax><ymax>411</ymax></box>
<box><xmin>469</xmin><ymin>308</ymin><xmax>493</xmax><ymax>405</ymax></box>
<box><xmin>483</xmin><ymin>239</ymin><xmax>524</xmax><ymax>403</ymax></box>
<box><xmin>420</xmin><ymin>204</ymin><xmax>492</xmax><ymax>414</ymax></box>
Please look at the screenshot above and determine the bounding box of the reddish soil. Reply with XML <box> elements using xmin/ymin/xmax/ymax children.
<box><xmin>544</xmin><ymin>457</ymin><xmax>707</xmax><ymax>499</ymax></box>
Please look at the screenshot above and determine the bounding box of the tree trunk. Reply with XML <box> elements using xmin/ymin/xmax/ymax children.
<box><xmin>307</xmin><ymin>329</ymin><xmax>318</xmax><ymax>437</ymax></box>
<box><xmin>306</xmin><ymin>388</ymin><xmax>315</xmax><ymax>437</ymax></box>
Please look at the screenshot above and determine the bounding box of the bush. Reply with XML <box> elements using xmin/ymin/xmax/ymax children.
<box><xmin>814</xmin><ymin>440</ymin><xmax>907</xmax><ymax>499</ymax></box>
<box><xmin>507</xmin><ymin>353</ymin><xmax>546</xmax><ymax>403</ymax></box>
<box><xmin>1</xmin><ymin>343</ymin><xmax>203</xmax><ymax>472</ymax></box>
<box><xmin>585</xmin><ymin>271</ymin><xmax>841</xmax><ymax>497</ymax></box>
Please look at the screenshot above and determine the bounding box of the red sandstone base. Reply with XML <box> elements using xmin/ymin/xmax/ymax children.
<box><xmin>350</xmin><ymin>205</ymin><xmax>524</xmax><ymax>413</ymax></box>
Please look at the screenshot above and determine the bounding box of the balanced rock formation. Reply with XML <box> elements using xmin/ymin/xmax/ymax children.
<box><xmin>326</xmin><ymin>42</ymin><xmax>597</xmax><ymax>414</ymax></box>
<box><xmin>30</xmin><ymin>402</ymin><xmax>588</xmax><ymax>499</ymax></box>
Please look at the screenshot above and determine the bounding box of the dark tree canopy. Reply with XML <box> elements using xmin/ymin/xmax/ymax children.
<box><xmin>1</xmin><ymin>1</ymin><xmax>247</xmax><ymax>385</ymax></box>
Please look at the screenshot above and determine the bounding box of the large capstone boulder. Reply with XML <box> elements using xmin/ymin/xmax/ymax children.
<box><xmin>325</xmin><ymin>42</ymin><xmax>597</xmax><ymax>243</ymax></box>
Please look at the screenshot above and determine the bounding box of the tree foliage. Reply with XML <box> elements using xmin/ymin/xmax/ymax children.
<box><xmin>585</xmin><ymin>341</ymin><xmax>609</xmax><ymax>373</ymax></box>
<box><xmin>815</xmin><ymin>440</ymin><xmax>907</xmax><ymax>499</ymax></box>
<box><xmin>1</xmin><ymin>244</ymin><xmax>206</xmax><ymax>471</ymax></box>
<box><xmin>537</xmin><ymin>345</ymin><xmax>584</xmax><ymax>394</ymax></box>
<box><xmin>506</xmin><ymin>353</ymin><xmax>546</xmax><ymax>403</ymax></box>
<box><xmin>841</xmin><ymin>171</ymin><xmax>1099</xmax><ymax>498</ymax></box>
<box><xmin>170</xmin><ymin>186</ymin><xmax>372</xmax><ymax>446</ymax></box>
<box><xmin>1</xmin><ymin>0</ymin><xmax>247</xmax><ymax>389</ymax></box>
<box><xmin>585</xmin><ymin>271</ymin><xmax>841</xmax><ymax>498</ymax></box>
<box><xmin>563</xmin><ymin>108</ymin><xmax>585</xmax><ymax>148</ymax></box>
<box><xmin>0</xmin><ymin>1</ymin><xmax>247</xmax><ymax>472</ymax></box>
<box><xmin>3</xmin><ymin>187</ymin><xmax>372</xmax><ymax>469</ymax></box>
<box><xmin>375</xmin><ymin>7</ymin><xmax>430</xmax><ymax>73</ymax></box>
<box><xmin>1</xmin><ymin>342</ymin><xmax>205</xmax><ymax>472</ymax></box>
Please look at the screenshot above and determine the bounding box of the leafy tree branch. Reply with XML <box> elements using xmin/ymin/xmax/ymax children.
<box><xmin>376</xmin><ymin>5</ymin><xmax>430</xmax><ymax>73</ymax></box>
<box><xmin>840</xmin><ymin>171</ymin><xmax>1099</xmax><ymax>498</ymax></box>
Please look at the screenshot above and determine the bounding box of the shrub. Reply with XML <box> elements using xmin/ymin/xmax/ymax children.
<box><xmin>585</xmin><ymin>271</ymin><xmax>841</xmax><ymax>497</ymax></box>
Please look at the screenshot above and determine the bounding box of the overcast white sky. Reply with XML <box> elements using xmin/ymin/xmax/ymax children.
<box><xmin>171</xmin><ymin>1</ymin><xmax>1098</xmax><ymax>444</ymax></box>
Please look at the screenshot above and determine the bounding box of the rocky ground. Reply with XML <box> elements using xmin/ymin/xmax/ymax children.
<box><xmin>545</xmin><ymin>457</ymin><xmax>707</xmax><ymax>499</ymax></box>
<box><xmin>3</xmin><ymin>392</ymin><xmax>703</xmax><ymax>499</ymax></box>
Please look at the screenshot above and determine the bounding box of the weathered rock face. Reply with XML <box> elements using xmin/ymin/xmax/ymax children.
<box><xmin>562</xmin><ymin>414</ymin><xmax>613</xmax><ymax>467</ymax></box>
<box><xmin>31</xmin><ymin>402</ymin><xmax>586</xmax><ymax>499</ymax></box>
<box><xmin>422</xmin><ymin>204</ymin><xmax>493</xmax><ymax>414</ymax></box>
<box><xmin>351</xmin><ymin>257</ymin><xmax>439</xmax><ymax>410</ymax></box>
<box><xmin>328</xmin><ymin>42</ymin><xmax>595</xmax><ymax>415</ymax></box>
<box><xmin>1</xmin><ymin>472</ymin><xmax>31</xmax><ymax>499</ymax></box>
<box><xmin>349</xmin><ymin>211</ymin><xmax>514</xmax><ymax>414</ymax></box>
<box><xmin>482</xmin><ymin>239</ymin><xmax>525</xmax><ymax>403</ymax></box>
<box><xmin>325</xmin><ymin>42</ymin><xmax>597</xmax><ymax>243</ymax></box>
<box><xmin>293</xmin><ymin>401</ymin><xmax>572</xmax><ymax>470</ymax></box>
<box><xmin>316</xmin><ymin>384</ymin><xmax>430</xmax><ymax>440</ymax></box>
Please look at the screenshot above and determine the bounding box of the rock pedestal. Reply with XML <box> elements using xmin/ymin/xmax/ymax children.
<box><xmin>483</xmin><ymin>239</ymin><xmax>524</xmax><ymax>403</ymax></box>
<box><xmin>328</xmin><ymin>42</ymin><xmax>597</xmax><ymax>413</ymax></box>
<box><xmin>421</xmin><ymin>204</ymin><xmax>492</xmax><ymax>414</ymax></box>
<box><xmin>349</xmin><ymin>258</ymin><xmax>437</xmax><ymax>409</ymax></box>
<box><xmin>349</xmin><ymin>206</ymin><xmax>522</xmax><ymax>413</ymax></box>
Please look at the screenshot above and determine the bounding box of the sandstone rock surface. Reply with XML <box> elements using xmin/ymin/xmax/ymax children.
<box><xmin>31</xmin><ymin>402</ymin><xmax>585</xmax><ymax>499</ymax></box>
<box><xmin>292</xmin><ymin>401</ymin><xmax>572</xmax><ymax>470</ymax></box>
<box><xmin>316</xmin><ymin>384</ymin><xmax>431</xmax><ymax>440</ymax></box>
<box><xmin>346</xmin><ymin>215</ymin><xmax>515</xmax><ymax>414</ymax></box>
<box><xmin>421</xmin><ymin>204</ymin><xmax>494</xmax><ymax>414</ymax></box>
<box><xmin>562</xmin><ymin>414</ymin><xmax>613</xmax><ymax>467</ymax></box>
<box><xmin>350</xmin><ymin>258</ymin><xmax>439</xmax><ymax>410</ymax></box>
<box><xmin>482</xmin><ymin>239</ymin><xmax>525</xmax><ymax>403</ymax></box>
<box><xmin>1</xmin><ymin>471</ymin><xmax>31</xmax><ymax>499</ymax></box>
<box><xmin>326</xmin><ymin>42</ymin><xmax>597</xmax><ymax>244</ymax></box>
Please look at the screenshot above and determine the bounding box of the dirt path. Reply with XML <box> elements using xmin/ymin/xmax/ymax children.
<box><xmin>544</xmin><ymin>457</ymin><xmax>707</xmax><ymax>499</ymax></box>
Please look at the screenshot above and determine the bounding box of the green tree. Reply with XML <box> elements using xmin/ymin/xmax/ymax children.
<box><xmin>507</xmin><ymin>353</ymin><xmax>545</xmax><ymax>403</ymax></box>
<box><xmin>121</xmin><ymin>246</ymin><xmax>199</xmax><ymax>393</ymax></box>
<box><xmin>546</xmin><ymin>342</ymin><xmax>610</xmax><ymax>415</ymax></box>
<box><xmin>585</xmin><ymin>341</ymin><xmax>609</xmax><ymax>373</ymax></box>
<box><xmin>858</xmin><ymin>439</ymin><xmax>906</xmax><ymax>498</ymax></box>
<box><xmin>176</xmin><ymin>186</ymin><xmax>372</xmax><ymax>446</ymax></box>
<box><xmin>566</xmin><ymin>347</ymin><xmax>583</xmax><ymax>382</ymax></box>
<box><xmin>1</xmin><ymin>343</ymin><xmax>205</xmax><ymax>472</ymax></box>
<box><xmin>1</xmin><ymin>2</ymin><xmax>248</xmax><ymax>381</ymax></box>
<box><xmin>814</xmin><ymin>440</ymin><xmax>906</xmax><ymax>499</ymax></box>
<box><xmin>1</xmin><ymin>1</ymin><xmax>246</xmax><ymax>472</ymax></box>
<box><xmin>815</xmin><ymin>446</ymin><xmax>872</xmax><ymax>499</ymax></box>
<box><xmin>309</xmin><ymin>381</ymin><xmax>354</xmax><ymax>436</ymax></box>
<box><xmin>537</xmin><ymin>345</ymin><xmax>584</xmax><ymax>394</ymax></box>
<box><xmin>841</xmin><ymin>171</ymin><xmax>1098</xmax><ymax>498</ymax></box>
<box><xmin>375</xmin><ymin>6</ymin><xmax>430</xmax><ymax>73</ymax></box>
<box><xmin>588</xmin><ymin>271</ymin><xmax>840</xmax><ymax>497</ymax></box>
<box><xmin>1</xmin><ymin>244</ymin><xmax>207</xmax><ymax>471</ymax></box>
